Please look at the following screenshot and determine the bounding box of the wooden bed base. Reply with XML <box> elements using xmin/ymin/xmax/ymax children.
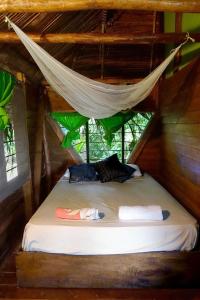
<box><xmin>16</xmin><ymin>250</ymin><xmax>200</xmax><ymax>288</ymax></box>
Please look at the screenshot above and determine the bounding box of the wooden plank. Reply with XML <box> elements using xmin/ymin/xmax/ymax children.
<box><xmin>1</xmin><ymin>32</ymin><xmax>200</xmax><ymax>44</ymax></box>
<box><xmin>1</xmin><ymin>0</ymin><xmax>200</xmax><ymax>13</ymax></box>
<box><xmin>0</xmin><ymin>285</ymin><xmax>200</xmax><ymax>300</ymax></box>
<box><xmin>159</xmin><ymin>166</ymin><xmax>200</xmax><ymax>219</ymax></box>
<box><xmin>162</xmin><ymin>123</ymin><xmax>200</xmax><ymax>136</ymax></box>
<box><xmin>16</xmin><ymin>250</ymin><xmax>200</xmax><ymax>288</ymax></box>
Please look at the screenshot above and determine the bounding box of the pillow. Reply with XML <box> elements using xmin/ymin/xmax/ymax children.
<box><xmin>63</xmin><ymin>168</ymin><xmax>70</xmax><ymax>180</ymax></box>
<box><xmin>127</xmin><ymin>164</ymin><xmax>142</xmax><ymax>177</ymax></box>
<box><xmin>113</xmin><ymin>174</ymin><xmax>133</xmax><ymax>183</ymax></box>
<box><xmin>94</xmin><ymin>154</ymin><xmax>135</xmax><ymax>183</ymax></box>
<box><xmin>69</xmin><ymin>163</ymin><xmax>98</xmax><ymax>183</ymax></box>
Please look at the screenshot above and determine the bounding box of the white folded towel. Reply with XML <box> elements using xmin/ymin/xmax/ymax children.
<box><xmin>118</xmin><ymin>205</ymin><xmax>163</xmax><ymax>221</ymax></box>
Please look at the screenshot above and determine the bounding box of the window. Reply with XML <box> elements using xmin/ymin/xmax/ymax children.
<box><xmin>3</xmin><ymin>125</ymin><xmax>18</xmax><ymax>181</ymax></box>
<box><xmin>62</xmin><ymin>112</ymin><xmax>153</xmax><ymax>163</ymax></box>
<box><xmin>0</xmin><ymin>84</ymin><xmax>30</xmax><ymax>201</ymax></box>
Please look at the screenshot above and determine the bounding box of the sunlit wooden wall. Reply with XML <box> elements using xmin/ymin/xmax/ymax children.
<box><xmin>131</xmin><ymin>59</ymin><xmax>200</xmax><ymax>220</ymax></box>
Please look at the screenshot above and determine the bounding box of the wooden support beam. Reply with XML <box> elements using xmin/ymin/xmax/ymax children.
<box><xmin>174</xmin><ymin>13</ymin><xmax>183</xmax><ymax>73</ymax></box>
<box><xmin>0</xmin><ymin>32</ymin><xmax>199</xmax><ymax>44</ymax></box>
<box><xmin>0</xmin><ymin>49</ymin><xmax>42</xmax><ymax>83</ymax></box>
<box><xmin>1</xmin><ymin>0</ymin><xmax>200</xmax><ymax>13</ymax></box>
<box><xmin>43</xmin><ymin>92</ymin><xmax>52</xmax><ymax>194</ymax></box>
<box><xmin>22</xmin><ymin>180</ymin><xmax>33</xmax><ymax>221</ymax></box>
<box><xmin>33</xmin><ymin>89</ymin><xmax>45</xmax><ymax>209</ymax></box>
<box><xmin>128</xmin><ymin>115</ymin><xmax>160</xmax><ymax>163</ymax></box>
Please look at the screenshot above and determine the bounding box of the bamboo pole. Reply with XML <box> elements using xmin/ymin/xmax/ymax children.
<box><xmin>1</xmin><ymin>0</ymin><xmax>200</xmax><ymax>13</ymax></box>
<box><xmin>0</xmin><ymin>32</ymin><xmax>199</xmax><ymax>44</ymax></box>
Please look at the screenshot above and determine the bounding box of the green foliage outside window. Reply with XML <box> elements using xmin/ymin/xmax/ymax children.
<box><xmin>62</xmin><ymin>112</ymin><xmax>153</xmax><ymax>163</ymax></box>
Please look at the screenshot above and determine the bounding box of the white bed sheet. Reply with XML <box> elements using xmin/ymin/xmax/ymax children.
<box><xmin>22</xmin><ymin>174</ymin><xmax>198</xmax><ymax>255</ymax></box>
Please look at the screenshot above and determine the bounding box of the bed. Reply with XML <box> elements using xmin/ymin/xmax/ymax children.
<box><xmin>17</xmin><ymin>173</ymin><xmax>199</xmax><ymax>288</ymax></box>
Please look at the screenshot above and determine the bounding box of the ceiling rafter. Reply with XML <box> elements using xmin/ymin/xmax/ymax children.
<box><xmin>0</xmin><ymin>32</ymin><xmax>199</xmax><ymax>44</ymax></box>
<box><xmin>1</xmin><ymin>0</ymin><xmax>200</xmax><ymax>13</ymax></box>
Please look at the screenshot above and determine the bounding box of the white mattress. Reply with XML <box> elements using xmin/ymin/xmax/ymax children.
<box><xmin>22</xmin><ymin>174</ymin><xmax>198</xmax><ymax>255</ymax></box>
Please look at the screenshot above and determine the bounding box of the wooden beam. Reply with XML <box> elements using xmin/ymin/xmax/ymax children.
<box><xmin>174</xmin><ymin>13</ymin><xmax>183</xmax><ymax>73</ymax></box>
<box><xmin>33</xmin><ymin>89</ymin><xmax>45</xmax><ymax>209</ymax></box>
<box><xmin>22</xmin><ymin>180</ymin><xmax>33</xmax><ymax>221</ymax></box>
<box><xmin>46</xmin><ymin>115</ymin><xmax>83</xmax><ymax>164</ymax></box>
<box><xmin>128</xmin><ymin>115</ymin><xmax>160</xmax><ymax>163</ymax></box>
<box><xmin>0</xmin><ymin>32</ymin><xmax>200</xmax><ymax>44</ymax></box>
<box><xmin>0</xmin><ymin>49</ymin><xmax>42</xmax><ymax>83</ymax></box>
<box><xmin>43</xmin><ymin>93</ymin><xmax>52</xmax><ymax>194</ymax></box>
<box><xmin>1</xmin><ymin>0</ymin><xmax>200</xmax><ymax>13</ymax></box>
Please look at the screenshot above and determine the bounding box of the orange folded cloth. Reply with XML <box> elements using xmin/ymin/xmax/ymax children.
<box><xmin>56</xmin><ymin>207</ymin><xmax>100</xmax><ymax>220</ymax></box>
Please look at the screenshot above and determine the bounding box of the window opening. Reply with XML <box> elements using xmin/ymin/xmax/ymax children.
<box><xmin>61</xmin><ymin>112</ymin><xmax>153</xmax><ymax>163</ymax></box>
<box><xmin>3</xmin><ymin>125</ymin><xmax>18</xmax><ymax>181</ymax></box>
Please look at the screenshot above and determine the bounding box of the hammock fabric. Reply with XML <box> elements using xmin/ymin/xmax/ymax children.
<box><xmin>6</xmin><ymin>18</ymin><xmax>191</xmax><ymax>119</ymax></box>
<box><xmin>0</xmin><ymin>71</ymin><xmax>16</xmax><ymax>130</ymax></box>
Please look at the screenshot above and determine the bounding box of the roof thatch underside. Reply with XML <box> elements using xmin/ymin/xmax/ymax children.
<box><xmin>0</xmin><ymin>11</ymin><xmax>164</xmax><ymax>81</ymax></box>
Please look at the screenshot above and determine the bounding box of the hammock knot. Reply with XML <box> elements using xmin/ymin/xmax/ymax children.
<box><xmin>4</xmin><ymin>16</ymin><xmax>11</xmax><ymax>30</ymax></box>
<box><xmin>185</xmin><ymin>32</ymin><xmax>195</xmax><ymax>43</ymax></box>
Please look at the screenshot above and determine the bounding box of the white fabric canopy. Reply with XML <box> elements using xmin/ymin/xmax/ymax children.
<box><xmin>6</xmin><ymin>18</ymin><xmax>189</xmax><ymax>119</ymax></box>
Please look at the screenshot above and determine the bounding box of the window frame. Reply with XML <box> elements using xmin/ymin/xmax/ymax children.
<box><xmin>3</xmin><ymin>126</ymin><xmax>18</xmax><ymax>182</ymax></box>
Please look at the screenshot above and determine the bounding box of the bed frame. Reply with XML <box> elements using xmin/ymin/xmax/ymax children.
<box><xmin>16</xmin><ymin>249</ymin><xmax>200</xmax><ymax>288</ymax></box>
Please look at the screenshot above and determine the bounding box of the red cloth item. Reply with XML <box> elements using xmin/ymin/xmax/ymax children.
<box><xmin>56</xmin><ymin>208</ymin><xmax>81</xmax><ymax>220</ymax></box>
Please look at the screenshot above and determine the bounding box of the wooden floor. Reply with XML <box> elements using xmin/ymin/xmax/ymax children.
<box><xmin>0</xmin><ymin>241</ymin><xmax>200</xmax><ymax>300</ymax></box>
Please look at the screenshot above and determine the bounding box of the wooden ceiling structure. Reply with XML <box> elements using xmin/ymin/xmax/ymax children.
<box><xmin>0</xmin><ymin>0</ymin><xmax>200</xmax><ymax>83</ymax></box>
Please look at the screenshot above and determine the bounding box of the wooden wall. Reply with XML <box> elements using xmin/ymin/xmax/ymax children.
<box><xmin>159</xmin><ymin>60</ymin><xmax>200</xmax><ymax>220</ymax></box>
<box><xmin>131</xmin><ymin>59</ymin><xmax>200</xmax><ymax>220</ymax></box>
<box><xmin>0</xmin><ymin>189</ymin><xmax>25</xmax><ymax>264</ymax></box>
<box><xmin>26</xmin><ymin>83</ymin><xmax>82</xmax><ymax>205</ymax></box>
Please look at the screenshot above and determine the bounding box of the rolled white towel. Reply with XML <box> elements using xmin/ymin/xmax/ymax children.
<box><xmin>119</xmin><ymin>205</ymin><xmax>163</xmax><ymax>221</ymax></box>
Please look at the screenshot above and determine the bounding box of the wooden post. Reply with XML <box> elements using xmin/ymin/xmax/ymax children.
<box><xmin>42</xmin><ymin>90</ymin><xmax>52</xmax><ymax>194</ymax></box>
<box><xmin>174</xmin><ymin>13</ymin><xmax>182</xmax><ymax>73</ymax></box>
<box><xmin>33</xmin><ymin>87</ymin><xmax>45</xmax><ymax>208</ymax></box>
<box><xmin>43</xmin><ymin>119</ymin><xmax>51</xmax><ymax>194</ymax></box>
<box><xmin>22</xmin><ymin>180</ymin><xmax>33</xmax><ymax>221</ymax></box>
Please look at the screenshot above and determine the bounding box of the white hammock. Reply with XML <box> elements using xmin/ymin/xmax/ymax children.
<box><xmin>6</xmin><ymin>18</ymin><xmax>191</xmax><ymax>119</ymax></box>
